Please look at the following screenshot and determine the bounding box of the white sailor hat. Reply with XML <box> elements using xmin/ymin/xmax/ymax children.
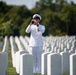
<box><xmin>33</xmin><ymin>14</ymin><xmax>42</xmax><ymax>20</ymax></box>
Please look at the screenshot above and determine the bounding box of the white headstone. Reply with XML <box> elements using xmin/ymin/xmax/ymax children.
<box><xmin>47</xmin><ymin>53</ymin><xmax>62</xmax><ymax>75</ymax></box>
<box><xmin>60</xmin><ymin>51</ymin><xmax>70</xmax><ymax>73</ymax></box>
<box><xmin>10</xmin><ymin>36</ymin><xmax>17</xmax><ymax>67</ymax></box>
<box><xmin>20</xmin><ymin>53</ymin><xmax>33</xmax><ymax>75</ymax></box>
<box><xmin>70</xmin><ymin>53</ymin><xmax>76</xmax><ymax>75</ymax></box>
<box><xmin>15</xmin><ymin>50</ymin><xmax>26</xmax><ymax>73</ymax></box>
<box><xmin>0</xmin><ymin>52</ymin><xmax>8</xmax><ymax>75</ymax></box>
<box><xmin>2</xmin><ymin>36</ymin><xmax>8</xmax><ymax>53</ymax></box>
<box><xmin>19</xmin><ymin>36</ymin><xmax>29</xmax><ymax>52</ymax></box>
<box><xmin>41</xmin><ymin>52</ymin><xmax>50</xmax><ymax>75</ymax></box>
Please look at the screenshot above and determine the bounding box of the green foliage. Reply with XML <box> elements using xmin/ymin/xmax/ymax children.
<box><xmin>0</xmin><ymin>1</ymin><xmax>76</xmax><ymax>36</ymax></box>
<box><xmin>20</xmin><ymin>17</ymin><xmax>31</xmax><ymax>36</ymax></box>
<box><xmin>0</xmin><ymin>36</ymin><xmax>3</xmax><ymax>41</ymax></box>
<box><xmin>0</xmin><ymin>20</ymin><xmax>13</xmax><ymax>36</ymax></box>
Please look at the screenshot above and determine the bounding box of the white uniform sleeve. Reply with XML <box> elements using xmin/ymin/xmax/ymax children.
<box><xmin>38</xmin><ymin>25</ymin><xmax>45</xmax><ymax>33</ymax></box>
<box><xmin>25</xmin><ymin>25</ymin><xmax>31</xmax><ymax>33</ymax></box>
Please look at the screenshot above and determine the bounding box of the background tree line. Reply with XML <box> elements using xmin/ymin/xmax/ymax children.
<box><xmin>0</xmin><ymin>0</ymin><xmax>76</xmax><ymax>37</ymax></box>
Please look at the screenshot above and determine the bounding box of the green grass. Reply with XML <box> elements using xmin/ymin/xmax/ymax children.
<box><xmin>6</xmin><ymin>47</ymin><xmax>19</xmax><ymax>75</ymax></box>
<box><xmin>63</xmin><ymin>73</ymin><xmax>70</xmax><ymax>75</ymax></box>
<box><xmin>0</xmin><ymin>40</ymin><xmax>70</xmax><ymax>75</ymax></box>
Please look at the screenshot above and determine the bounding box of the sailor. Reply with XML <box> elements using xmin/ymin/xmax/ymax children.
<box><xmin>25</xmin><ymin>14</ymin><xmax>45</xmax><ymax>73</ymax></box>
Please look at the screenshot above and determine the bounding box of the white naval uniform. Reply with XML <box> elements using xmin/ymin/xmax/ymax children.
<box><xmin>25</xmin><ymin>24</ymin><xmax>45</xmax><ymax>73</ymax></box>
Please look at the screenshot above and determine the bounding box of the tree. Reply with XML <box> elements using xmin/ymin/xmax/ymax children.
<box><xmin>20</xmin><ymin>18</ymin><xmax>31</xmax><ymax>36</ymax></box>
<box><xmin>0</xmin><ymin>20</ymin><xmax>13</xmax><ymax>36</ymax></box>
<box><xmin>61</xmin><ymin>5</ymin><xmax>76</xmax><ymax>35</ymax></box>
<box><xmin>35</xmin><ymin>0</ymin><xmax>54</xmax><ymax>9</ymax></box>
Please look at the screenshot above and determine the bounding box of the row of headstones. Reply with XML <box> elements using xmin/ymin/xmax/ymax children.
<box><xmin>0</xmin><ymin>36</ymin><xmax>8</xmax><ymax>75</ymax></box>
<box><xmin>0</xmin><ymin>36</ymin><xmax>33</xmax><ymax>75</ymax></box>
<box><xmin>41</xmin><ymin>51</ymin><xmax>76</xmax><ymax>75</ymax></box>
<box><xmin>10</xmin><ymin>36</ymin><xmax>33</xmax><ymax>75</ymax></box>
<box><xmin>41</xmin><ymin>36</ymin><xmax>76</xmax><ymax>75</ymax></box>
<box><xmin>11</xmin><ymin>35</ymin><xmax>76</xmax><ymax>75</ymax></box>
<box><xmin>0</xmin><ymin>35</ymin><xmax>76</xmax><ymax>75</ymax></box>
<box><xmin>43</xmin><ymin>36</ymin><xmax>76</xmax><ymax>53</ymax></box>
